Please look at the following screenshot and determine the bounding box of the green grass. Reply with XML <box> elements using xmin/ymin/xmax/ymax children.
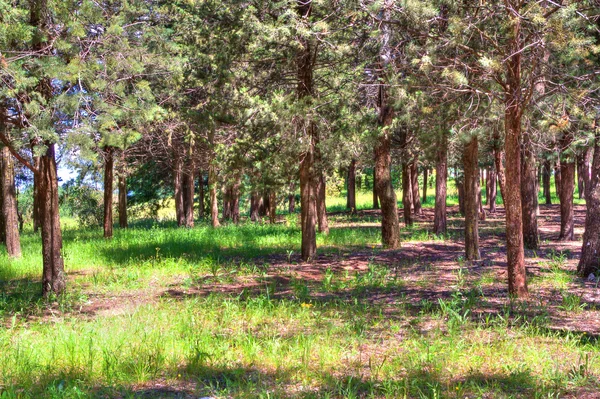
<box><xmin>0</xmin><ymin>189</ymin><xmax>596</xmax><ymax>398</ymax></box>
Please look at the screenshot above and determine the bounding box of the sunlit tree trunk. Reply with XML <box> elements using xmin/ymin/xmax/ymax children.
<box><xmin>433</xmin><ymin>133</ymin><xmax>447</xmax><ymax>234</ymax></box>
<box><xmin>521</xmin><ymin>133</ymin><xmax>539</xmax><ymax>249</ymax></box>
<box><xmin>578</xmin><ymin>133</ymin><xmax>600</xmax><ymax>277</ymax></box>
<box><xmin>411</xmin><ymin>159</ymin><xmax>422</xmax><ymax>215</ymax></box>
<box><xmin>1</xmin><ymin>145</ymin><xmax>21</xmax><ymax>258</ymax></box>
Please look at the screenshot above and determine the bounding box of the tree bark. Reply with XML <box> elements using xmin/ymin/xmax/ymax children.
<box><xmin>411</xmin><ymin>160</ymin><xmax>422</xmax><ymax>215</ymax></box>
<box><xmin>32</xmin><ymin>155</ymin><xmax>40</xmax><ymax>233</ymax></box>
<box><xmin>493</xmin><ymin>147</ymin><xmax>507</xmax><ymax>207</ymax></box>
<box><xmin>488</xmin><ymin>168</ymin><xmax>497</xmax><ymax>213</ymax></box>
<box><xmin>288</xmin><ymin>182</ymin><xmax>296</xmax><ymax>214</ymax></box>
<box><xmin>375</xmin><ymin>132</ymin><xmax>400</xmax><ymax>248</ymax></box>
<box><xmin>521</xmin><ymin>134</ymin><xmax>539</xmax><ymax>249</ymax></box>
<box><xmin>315</xmin><ymin>173</ymin><xmax>329</xmax><ymax>234</ymax></box>
<box><xmin>1</xmin><ymin>145</ymin><xmax>21</xmax><ymax>258</ymax></box>
<box><xmin>402</xmin><ymin>162</ymin><xmax>413</xmax><ymax>226</ymax></box>
<box><xmin>209</xmin><ymin>164</ymin><xmax>220</xmax><ymax>228</ymax></box>
<box><xmin>346</xmin><ymin>160</ymin><xmax>356</xmax><ymax>213</ymax></box>
<box><xmin>542</xmin><ymin>159</ymin><xmax>552</xmax><ymax>205</ymax></box>
<box><xmin>173</xmin><ymin>153</ymin><xmax>185</xmax><ymax>227</ymax></box>
<box><xmin>198</xmin><ymin>170</ymin><xmax>205</xmax><ymax>219</ymax></box>
<box><xmin>231</xmin><ymin>175</ymin><xmax>241</xmax><ymax>224</ymax></box>
<box><xmin>182</xmin><ymin>163</ymin><xmax>194</xmax><ymax>228</ymax></box>
<box><xmin>578</xmin><ymin>134</ymin><xmax>600</xmax><ymax>277</ymax></box>
<box><xmin>118</xmin><ymin>152</ymin><xmax>128</xmax><ymax>229</ymax></box>
<box><xmin>422</xmin><ymin>167</ymin><xmax>428</xmax><ymax>205</ymax></box>
<box><xmin>457</xmin><ymin>179</ymin><xmax>465</xmax><ymax>216</ymax></box>
<box><xmin>250</xmin><ymin>192</ymin><xmax>260</xmax><ymax>222</ymax></box>
<box><xmin>433</xmin><ymin>134</ymin><xmax>447</xmax><ymax>234</ymax></box>
<box><xmin>39</xmin><ymin>143</ymin><xmax>66</xmax><ymax>297</ymax></box>
<box><xmin>372</xmin><ymin>168</ymin><xmax>379</xmax><ymax>209</ymax></box>
<box><xmin>269</xmin><ymin>190</ymin><xmax>276</xmax><ymax>224</ymax></box>
<box><xmin>103</xmin><ymin>146</ymin><xmax>114</xmax><ymax>238</ymax></box>
<box><xmin>554</xmin><ymin>160</ymin><xmax>562</xmax><ymax>200</ymax></box>
<box><xmin>300</xmin><ymin>150</ymin><xmax>317</xmax><ymax>260</ymax></box>
<box><xmin>577</xmin><ymin>152</ymin><xmax>585</xmax><ymax>199</ymax></box>
<box><xmin>463</xmin><ymin>136</ymin><xmax>480</xmax><ymax>261</ymax></box>
<box><xmin>558</xmin><ymin>135</ymin><xmax>575</xmax><ymax>241</ymax></box>
<box><xmin>583</xmin><ymin>146</ymin><xmax>592</xmax><ymax>198</ymax></box>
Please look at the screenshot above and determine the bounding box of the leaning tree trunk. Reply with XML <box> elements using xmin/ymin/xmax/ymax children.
<box><xmin>433</xmin><ymin>134</ymin><xmax>447</xmax><ymax>235</ymax></box>
<box><xmin>463</xmin><ymin>136</ymin><xmax>480</xmax><ymax>261</ymax></box>
<box><xmin>315</xmin><ymin>173</ymin><xmax>329</xmax><ymax>234</ymax></box>
<box><xmin>39</xmin><ymin>143</ymin><xmax>66</xmax><ymax>296</ymax></box>
<box><xmin>103</xmin><ymin>146</ymin><xmax>114</xmax><ymax>238</ymax></box>
<box><xmin>346</xmin><ymin>160</ymin><xmax>356</xmax><ymax>213</ymax></box>
<box><xmin>402</xmin><ymin>162</ymin><xmax>414</xmax><ymax>227</ymax></box>
<box><xmin>411</xmin><ymin>160</ymin><xmax>422</xmax><ymax>215</ymax></box>
<box><xmin>521</xmin><ymin>135</ymin><xmax>539</xmax><ymax>249</ymax></box>
<box><xmin>372</xmin><ymin>168</ymin><xmax>379</xmax><ymax>209</ymax></box>
<box><xmin>1</xmin><ymin>145</ymin><xmax>21</xmax><ymax>258</ymax></box>
<box><xmin>209</xmin><ymin>164</ymin><xmax>220</xmax><ymax>228</ymax></box>
<box><xmin>578</xmin><ymin>134</ymin><xmax>600</xmax><ymax>277</ymax></box>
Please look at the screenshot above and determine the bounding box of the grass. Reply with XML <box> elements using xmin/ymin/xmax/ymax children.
<box><xmin>0</xmin><ymin>188</ymin><xmax>597</xmax><ymax>398</ymax></box>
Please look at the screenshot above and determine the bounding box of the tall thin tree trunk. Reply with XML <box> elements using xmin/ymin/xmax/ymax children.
<box><xmin>118</xmin><ymin>151</ymin><xmax>128</xmax><ymax>229</ymax></box>
<box><xmin>422</xmin><ymin>168</ymin><xmax>428</xmax><ymax>204</ymax></box>
<box><xmin>521</xmin><ymin>134</ymin><xmax>539</xmax><ymax>249</ymax></box>
<box><xmin>39</xmin><ymin>143</ymin><xmax>66</xmax><ymax>296</ymax></box>
<box><xmin>174</xmin><ymin>154</ymin><xmax>184</xmax><ymax>227</ymax></box>
<box><xmin>347</xmin><ymin>160</ymin><xmax>356</xmax><ymax>213</ymax></box>
<box><xmin>300</xmin><ymin>149</ymin><xmax>317</xmax><ymax>260</ymax></box>
<box><xmin>198</xmin><ymin>170</ymin><xmax>205</xmax><ymax>219</ymax></box>
<box><xmin>269</xmin><ymin>190</ymin><xmax>277</xmax><ymax>224</ymax></box>
<box><xmin>250</xmin><ymin>192</ymin><xmax>260</xmax><ymax>222</ymax></box>
<box><xmin>559</xmin><ymin>156</ymin><xmax>575</xmax><ymax>241</ymax></box>
<box><xmin>315</xmin><ymin>173</ymin><xmax>329</xmax><ymax>234</ymax></box>
<box><xmin>231</xmin><ymin>175</ymin><xmax>241</xmax><ymax>224</ymax></box>
<box><xmin>583</xmin><ymin>146</ymin><xmax>592</xmax><ymax>198</ymax></box>
<box><xmin>433</xmin><ymin>134</ymin><xmax>447</xmax><ymax>234</ymax></box>
<box><xmin>577</xmin><ymin>153</ymin><xmax>585</xmax><ymax>199</ymax></box>
<box><xmin>578</xmin><ymin>132</ymin><xmax>600</xmax><ymax>277</ymax></box>
<box><xmin>1</xmin><ymin>145</ymin><xmax>21</xmax><ymax>257</ymax></box>
<box><xmin>542</xmin><ymin>159</ymin><xmax>552</xmax><ymax>205</ymax></box>
<box><xmin>411</xmin><ymin>160</ymin><xmax>422</xmax><ymax>215</ymax></box>
<box><xmin>402</xmin><ymin>162</ymin><xmax>413</xmax><ymax>226</ymax></box>
<box><xmin>554</xmin><ymin>160</ymin><xmax>562</xmax><ymax>200</ymax></box>
<box><xmin>32</xmin><ymin>155</ymin><xmax>40</xmax><ymax>233</ymax></box>
<box><xmin>103</xmin><ymin>146</ymin><xmax>114</xmax><ymax>238</ymax></box>
<box><xmin>288</xmin><ymin>182</ymin><xmax>296</xmax><ymax>214</ymax></box>
<box><xmin>488</xmin><ymin>168</ymin><xmax>497</xmax><ymax>212</ymax></box>
<box><xmin>464</xmin><ymin>136</ymin><xmax>480</xmax><ymax>261</ymax></box>
<box><xmin>182</xmin><ymin>163</ymin><xmax>194</xmax><ymax>228</ymax></box>
<box><xmin>209</xmin><ymin>164</ymin><xmax>220</xmax><ymax>228</ymax></box>
<box><xmin>372</xmin><ymin>168</ymin><xmax>379</xmax><ymax>209</ymax></box>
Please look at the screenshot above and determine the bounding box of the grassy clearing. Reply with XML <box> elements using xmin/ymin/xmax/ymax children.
<box><xmin>0</xmin><ymin>194</ymin><xmax>597</xmax><ymax>398</ymax></box>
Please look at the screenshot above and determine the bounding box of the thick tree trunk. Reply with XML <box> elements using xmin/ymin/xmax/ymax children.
<box><xmin>422</xmin><ymin>168</ymin><xmax>428</xmax><ymax>205</ymax></box>
<box><xmin>1</xmin><ymin>145</ymin><xmax>21</xmax><ymax>258</ymax></box>
<box><xmin>315</xmin><ymin>173</ymin><xmax>329</xmax><ymax>234</ymax></box>
<box><xmin>559</xmin><ymin>156</ymin><xmax>575</xmax><ymax>241</ymax></box>
<box><xmin>39</xmin><ymin>144</ymin><xmax>66</xmax><ymax>297</ymax></box>
<box><xmin>174</xmin><ymin>154</ymin><xmax>185</xmax><ymax>227</ymax></box>
<box><xmin>542</xmin><ymin>159</ymin><xmax>552</xmax><ymax>205</ymax></box>
<box><xmin>411</xmin><ymin>160</ymin><xmax>422</xmax><ymax>215</ymax></box>
<box><xmin>103</xmin><ymin>146</ymin><xmax>114</xmax><ymax>238</ymax></box>
<box><xmin>346</xmin><ymin>160</ymin><xmax>356</xmax><ymax>213</ymax></box>
<box><xmin>578</xmin><ymin>135</ymin><xmax>600</xmax><ymax>277</ymax></box>
<box><xmin>433</xmin><ymin>134</ymin><xmax>447</xmax><ymax>235</ymax></box>
<box><xmin>372</xmin><ymin>168</ymin><xmax>379</xmax><ymax>209</ymax></box>
<box><xmin>402</xmin><ymin>162</ymin><xmax>413</xmax><ymax>226</ymax></box>
<box><xmin>504</xmin><ymin>102</ymin><xmax>527</xmax><ymax>297</ymax></box>
<box><xmin>209</xmin><ymin>164</ymin><xmax>220</xmax><ymax>228</ymax></box>
<box><xmin>521</xmin><ymin>135</ymin><xmax>539</xmax><ymax>249</ymax></box>
<box><xmin>375</xmin><ymin>132</ymin><xmax>400</xmax><ymax>248</ymax></box>
<box><xmin>463</xmin><ymin>136</ymin><xmax>480</xmax><ymax>261</ymax></box>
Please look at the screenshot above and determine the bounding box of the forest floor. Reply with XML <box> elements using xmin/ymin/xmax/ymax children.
<box><xmin>1</xmin><ymin>201</ymin><xmax>600</xmax><ymax>398</ymax></box>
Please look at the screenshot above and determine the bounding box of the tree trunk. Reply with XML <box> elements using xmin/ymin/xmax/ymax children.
<box><xmin>32</xmin><ymin>155</ymin><xmax>40</xmax><ymax>233</ymax></box>
<box><xmin>463</xmin><ymin>136</ymin><xmax>480</xmax><ymax>261</ymax></box>
<box><xmin>346</xmin><ymin>160</ymin><xmax>356</xmax><ymax>213</ymax></box>
<box><xmin>174</xmin><ymin>154</ymin><xmax>185</xmax><ymax>227</ymax></box>
<box><xmin>288</xmin><ymin>182</ymin><xmax>296</xmax><ymax>213</ymax></box>
<box><xmin>39</xmin><ymin>143</ymin><xmax>66</xmax><ymax>297</ymax></box>
<box><xmin>182</xmin><ymin>164</ymin><xmax>194</xmax><ymax>228</ymax></box>
<box><xmin>315</xmin><ymin>173</ymin><xmax>329</xmax><ymax>234</ymax></box>
<box><xmin>375</xmin><ymin>132</ymin><xmax>400</xmax><ymax>248</ymax></box>
<box><xmin>250</xmin><ymin>192</ymin><xmax>260</xmax><ymax>222</ymax></box>
<box><xmin>1</xmin><ymin>145</ymin><xmax>21</xmax><ymax>258</ymax></box>
<box><xmin>231</xmin><ymin>176</ymin><xmax>241</xmax><ymax>224</ymax></box>
<box><xmin>542</xmin><ymin>159</ymin><xmax>552</xmax><ymax>205</ymax></box>
<box><xmin>521</xmin><ymin>135</ymin><xmax>539</xmax><ymax>249</ymax></box>
<box><xmin>300</xmin><ymin>149</ymin><xmax>317</xmax><ymax>260</ymax></box>
<box><xmin>198</xmin><ymin>170</ymin><xmax>205</xmax><ymax>219</ymax></box>
<box><xmin>559</xmin><ymin>147</ymin><xmax>575</xmax><ymax>241</ymax></box>
<box><xmin>488</xmin><ymin>168</ymin><xmax>497</xmax><ymax>213</ymax></box>
<box><xmin>269</xmin><ymin>190</ymin><xmax>276</xmax><ymax>224</ymax></box>
<box><xmin>583</xmin><ymin>146</ymin><xmax>592</xmax><ymax>198</ymax></box>
<box><xmin>209</xmin><ymin>164</ymin><xmax>220</xmax><ymax>228</ymax></box>
<box><xmin>422</xmin><ymin>168</ymin><xmax>428</xmax><ymax>205</ymax></box>
<box><xmin>554</xmin><ymin>160</ymin><xmax>562</xmax><ymax>199</ymax></box>
<box><xmin>433</xmin><ymin>134</ymin><xmax>447</xmax><ymax>235</ymax></box>
<box><xmin>457</xmin><ymin>179</ymin><xmax>465</xmax><ymax>215</ymax></box>
<box><xmin>118</xmin><ymin>152</ymin><xmax>128</xmax><ymax>228</ymax></box>
<box><xmin>372</xmin><ymin>168</ymin><xmax>379</xmax><ymax>209</ymax></box>
<box><xmin>493</xmin><ymin>147</ymin><xmax>507</xmax><ymax>207</ymax></box>
<box><xmin>411</xmin><ymin>160</ymin><xmax>422</xmax><ymax>215</ymax></box>
<box><xmin>578</xmin><ymin>134</ymin><xmax>600</xmax><ymax>277</ymax></box>
<box><xmin>103</xmin><ymin>146</ymin><xmax>114</xmax><ymax>238</ymax></box>
<box><xmin>401</xmin><ymin>162</ymin><xmax>413</xmax><ymax>226</ymax></box>
<box><xmin>577</xmin><ymin>152</ymin><xmax>585</xmax><ymax>199</ymax></box>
